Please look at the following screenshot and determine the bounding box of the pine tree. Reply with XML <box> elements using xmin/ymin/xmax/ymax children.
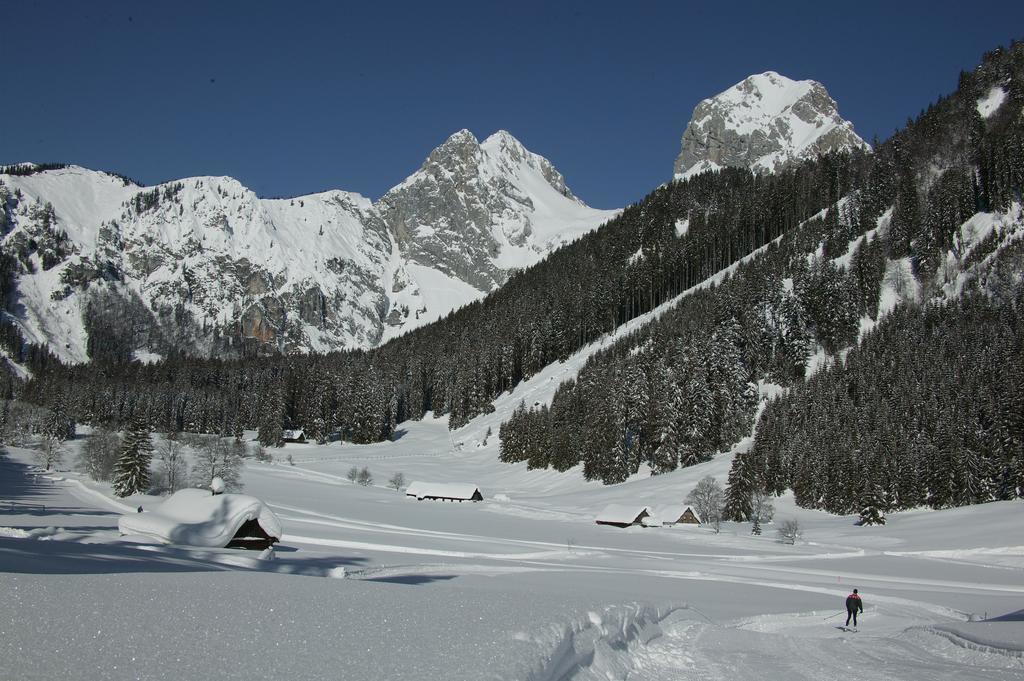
<box><xmin>723</xmin><ymin>452</ymin><xmax>755</xmax><ymax>521</ymax></box>
<box><xmin>857</xmin><ymin>484</ymin><xmax>887</xmax><ymax>526</ymax></box>
<box><xmin>258</xmin><ymin>386</ymin><xmax>285</xmax><ymax>447</ymax></box>
<box><xmin>112</xmin><ymin>418</ymin><xmax>154</xmax><ymax>497</ymax></box>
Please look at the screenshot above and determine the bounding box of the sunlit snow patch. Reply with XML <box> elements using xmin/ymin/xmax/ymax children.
<box><xmin>976</xmin><ymin>86</ymin><xmax>1007</xmax><ymax>119</ymax></box>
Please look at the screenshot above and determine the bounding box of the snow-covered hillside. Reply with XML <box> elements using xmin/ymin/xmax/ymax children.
<box><xmin>674</xmin><ymin>71</ymin><xmax>867</xmax><ymax>180</ymax></box>
<box><xmin>0</xmin><ymin>132</ymin><xmax>617</xmax><ymax>362</ymax></box>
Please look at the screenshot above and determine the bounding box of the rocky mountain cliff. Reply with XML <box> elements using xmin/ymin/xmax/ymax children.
<box><xmin>379</xmin><ymin>130</ymin><xmax>610</xmax><ymax>292</ymax></box>
<box><xmin>0</xmin><ymin>131</ymin><xmax>617</xmax><ymax>364</ymax></box>
<box><xmin>674</xmin><ymin>71</ymin><xmax>867</xmax><ymax>180</ymax></box>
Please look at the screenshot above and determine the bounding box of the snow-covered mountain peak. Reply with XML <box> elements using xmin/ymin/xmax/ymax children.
<box><xmin>378</xmin><ymin>129</ymin><xmax>616</xmax><ymax>291</ymax></box>
<box><xmin>426</xmin><ymin>129</ymin><xmax>481</xmax><ymax>167</ymax></box>
<box><xmin>480</xmin><ymin>131</ymin><xmax>579</xmax><ymax>203</ymax></box>
<box><xmin>674</xmin><ymin>72</ymin><xmax>867</xmax><ymax>180</ymax></box>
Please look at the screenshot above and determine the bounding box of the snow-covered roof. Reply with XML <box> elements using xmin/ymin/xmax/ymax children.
<box><xmin>657</xmin><ymin>505</ymin><xmax>701</xmax><ymax>523</ymax></box>
<box><xmin>595</xmin><ymin>504</ymin><xmax>651</xmax><ymax>525</ymax></box>
<box><xmin>405</xmin><ymin>481</ymin><xmax>482</xmax><ymax>501</ymax></box>
<box><xmin>283</xmin><ymin>429</ymin><xmax>305</xmax><ymax>440</ymax></box>
<box><xmin>118</xmin><ymin>488</ymin><xmax>283</xmax><ymax>548</ymax></box>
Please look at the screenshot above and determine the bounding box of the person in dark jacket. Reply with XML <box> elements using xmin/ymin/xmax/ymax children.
<box><xmin>845</xmin><ymin>588</ymin><xmax>864</xmax><ymax>627</ymax></box>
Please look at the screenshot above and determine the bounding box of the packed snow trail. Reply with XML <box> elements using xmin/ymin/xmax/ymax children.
<box><xmin>611</xmin><ymin>613</ymin><xmax>1023</xmax><ymax>681</ymax></box>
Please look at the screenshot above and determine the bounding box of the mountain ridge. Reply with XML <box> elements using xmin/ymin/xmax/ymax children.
<box><xmin>1</xmin><ymin>130</ymin><xmax>618</xmax><ymax>363</ymax></box>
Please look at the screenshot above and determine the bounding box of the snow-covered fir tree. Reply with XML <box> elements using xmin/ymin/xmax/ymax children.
<box><xmin>112</xmin><ymin>417</ymin><xmax>154</xmax><ymax>497</ymax></box>
<box><xmin>857</xmin><ymin>485</ymin><xmax>887</xmax><ymax>526</ymax></box>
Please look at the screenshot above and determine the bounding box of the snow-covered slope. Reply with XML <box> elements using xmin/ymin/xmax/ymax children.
<box><xmin>0</xmin><ymin>132</ymin><xmax>616</xmax><ymax>362</ymax></box>
<box><xmin>674</xmin><ymin>71</ymin><xmax>867</xmax><ymax>180</ymax></box>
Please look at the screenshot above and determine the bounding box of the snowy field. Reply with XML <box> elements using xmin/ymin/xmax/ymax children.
<box><xmin>2</xmin><ymin>412</ymin><xmax>1023</xmax><ymax>681</ymax></box>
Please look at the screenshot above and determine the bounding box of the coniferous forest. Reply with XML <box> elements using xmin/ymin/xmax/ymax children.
<box><xmin>4</xmin><ymin>43</ymin><xmax>1024</xmax><ymax>513</ymax></box>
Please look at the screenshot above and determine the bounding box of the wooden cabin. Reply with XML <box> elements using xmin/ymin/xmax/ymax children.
<box><xmin>405</xmin><ymin>481</ymin><xmax>483</xmax><ymax>502</ymax></box>
<box><xmin>595</xmin><ymin>504</ymin><xmax>652</xmax><ymax>528</ymax></box>
<box><xmin>658</xmin><ymin>505</ymin><xmax>702</xmax><ymax>526</ymax></box>
<box><xmin>226</xmin><ymin>517</ymin><xmax>280</xmax><ymax>550</ymax></box>
<box><xmin>282</xmin><ymin>429</ymin><xmax>306</xmax><ymax>443</ymax></box>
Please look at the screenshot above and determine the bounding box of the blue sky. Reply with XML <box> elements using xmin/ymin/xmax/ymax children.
<box><xmin>3</xmin><ymin>1</ymin><xmax>1022</xmax><ymax>208</ymax></box>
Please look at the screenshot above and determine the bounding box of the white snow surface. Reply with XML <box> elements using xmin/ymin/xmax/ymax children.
<box><xmin>3</xmin><ymin>421</ymin><xmax>1023</xmax><ymax>681</ymax></box>
<box><xmin>117</xmin><ymin>488</ymin><xmax>282</xmax><ymax>547</ymax></box>
<box><xmin>977</xmin><ymin>85</ymin><xmax>1008</xmax><ymax>118</ymax></box>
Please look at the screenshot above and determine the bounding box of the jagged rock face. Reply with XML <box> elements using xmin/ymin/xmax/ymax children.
<box><xmin>0</xmin><ymin>133</ymin><xmax>616</xmax><ymax>363</ymax></box>
<box><xmin>378</xmin><ymin>130</ymin><xmax>612</xmax><ymax>291</ymax></box>
<box><xmin>0</xmin><ymin>168</ymin><xmax>394</xmax><ymax>361</ymax></box>
<box><xmin>674</xmin><ymin>72</ymin><xmax>867</xmax><ymax>180</ymax></box>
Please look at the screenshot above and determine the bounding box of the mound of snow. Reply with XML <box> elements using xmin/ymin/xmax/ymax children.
<box><xmin>118</xmin><ymin>488</ymin><xmax>282</xmax><ymax>548</ymax></box>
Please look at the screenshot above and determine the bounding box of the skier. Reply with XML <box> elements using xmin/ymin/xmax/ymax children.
<box><xmin>845</xmin><ymin>588</ymin><xmax>864</xmax><ymax>629</ymax></box>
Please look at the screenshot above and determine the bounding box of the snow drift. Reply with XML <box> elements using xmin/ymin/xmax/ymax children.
<box><xmin>118</xmin><ymin>488</ymin><xmax>283</xmax><ymax>548</ymax></box>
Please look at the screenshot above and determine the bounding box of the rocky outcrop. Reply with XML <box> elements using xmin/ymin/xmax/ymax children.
<box><xmin>674</xmin><ymin>71</ymin><xmax>867</xmax><ymax>180</ymax></box>
<box><xmin>378</xmin><ymin>130</ymin><xmax>612</xmax><ymax>292</ymax></box>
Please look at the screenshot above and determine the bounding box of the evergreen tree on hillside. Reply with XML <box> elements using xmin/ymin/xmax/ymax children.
<box><xmin>650</xmin><ymin>376</ymin><xmax>686</xmax><ymax>474</ymax></box>
<box><xmin>258</xmin><ymin>386</ymin><xmax>285</xmax><ymax>447</ymax></box>
<box><xmin>723</xmin><ymin>452</ymin><xmax>756</xmax><ymax>521</ymax></box>
<box><xmin>112</xmin><ymin>417</ymin><xmax>153</xmax><ymax>497</ymax></box>
<box><xmin>857</xmin><ymin>484</ymin><xmax>887</xmax><ymax>526</ymax></box>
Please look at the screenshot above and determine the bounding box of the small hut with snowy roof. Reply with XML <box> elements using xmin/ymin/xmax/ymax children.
<box><xmin>595</xmin><ymin>504</ymin><xmax>652</xmax><ymax>528</ymax></box>
<box><xmin>118</xmin><ymin>488</ymin><xmax>282</xmax><ymax>549</ymax></box>
<box><xmin>282</xmin><ymin>429</ymin><xmax>306</xmax><ymax>443</ymax></box>
<box><xmin>405</xmin><ymin>482</ymin><xmax>483</xmax><ymax>502</ymax></box>
<box><xmin>658</xmin><ymin>505</ymin><xmax>701</xmax><ymax>526</ymax></box>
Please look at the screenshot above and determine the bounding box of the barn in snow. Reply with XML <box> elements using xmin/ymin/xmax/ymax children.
<box><xmin>405</xmin><ymin>482</ymin><xmax>483</xmax><ymax>502</ymax></box>
<box><xmin>282</xmin><ymin>429</ymin><xmax>306</xmax><ymax>443</ymax></box>
<box><xmin>657</xmin><ymin>505</ymin><xmax>701</xmax><ymax>526</ymax></box>
<box><xmin>595</xmin><ymin>504</ymin><xmax>652</xmax><ymax>528</ymax></box>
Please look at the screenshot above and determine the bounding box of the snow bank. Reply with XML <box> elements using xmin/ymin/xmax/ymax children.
<box><xmin>523</xmin><ymin>604</ymin><xmax>682</xmax><ymax>681</ymax></box>
<box><xmin>924</xmin><ymin>622</ymin><xmax>1024</xmax><ymax>658</ymax></box>
<box><xmin>118</xmin><ymin>488</ymin><xmax>282</xmax><ymax>548</ymax></box>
